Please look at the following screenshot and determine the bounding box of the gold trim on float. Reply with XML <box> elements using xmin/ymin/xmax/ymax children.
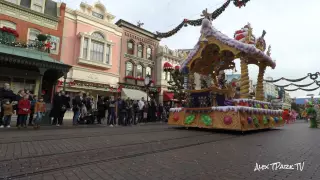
<box><xmin>186</xmin><ymin>37</ymin><xmax>240</xmax><ymax>70</ymax></box>
<box><xmin>186</xmin><ymin>36</ymin><xmax>274</xmax><ymax>70</ymax></box>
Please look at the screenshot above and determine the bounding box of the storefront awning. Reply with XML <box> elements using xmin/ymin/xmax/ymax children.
<box><xmin>0</xmin><ymin>44</ymin><xmax>71</xmax><ymax>72</ymax></box>
<box><xmin>163</xmin><ymin>91</ymin><xmax>174</xmax><ymax>101</ymax></box>
<box><xmin>121</xmin><ymin>88</ymin><xmax>149</xmax><ymax>100</ymax></box>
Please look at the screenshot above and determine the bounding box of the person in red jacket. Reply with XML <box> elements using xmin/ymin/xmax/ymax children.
<box><xmin>17</xmin><ymin>95</ymin><xmax>31</xmax><ymax>128</ymax></box>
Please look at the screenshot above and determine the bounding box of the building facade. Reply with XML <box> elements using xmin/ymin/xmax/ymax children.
<box><xmin>116</xmin><ymin>20</ymin><xmax>160</xmax><ymax>100</ymax></box>
<box><xmin>59</xmin><ymin>1</ymin><xmax>122</xmax><ymax>98</ymax></box>
<box><xmin>156</xmin><ymin>46</ymin><xmax>185</xmax><ymax>102</ymax></box>
<box><xmin>263</xmin><ymin>77</ymin><xmax>278</xmax><ymax>101</ymax></box>
<box><xmin>0</xmin><ymin>0</ymin><xmax>70</xmax><ymax>100</ymax></box>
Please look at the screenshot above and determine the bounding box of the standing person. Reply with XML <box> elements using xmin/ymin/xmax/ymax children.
<box><xmin>158</xmin><ymin>103</ymin><xmax>164</xmax><ymax>122</ymax></box>
<box><xmin>133</xmin><ymin>100</ymin><xmax>139</xmax><ymax>125</ymax></box>
<box><xmin>59</xmin><ymin>91</ymin><xmax>70</xmax><ymax>126</ymax></box>
<box><xmin>34</xmin><ymin>97</ymin><xmax>46</xmax><ymax>129</ymax></box>
<box><xmin>150</xmin><ymin>99</ymin><xmax>157</xmax><ymax>122</ymax></box>
<box><xmin>97</xmin><ymin>96</ymin><xmax>105</xmax><ymax>124</ymax></box>
<box><xmin>2</xmin><ymin>99</ymin><xmax>13</xmax><ymax>128</ymax></box>
<box><xmin>15</xmin><ymin>90</ymin><xmax>25</xmax><ymax>127</ymax></box>
<box><xmin>164</xmin><ymin>102</ymin><xmax>171</xmax><ymax>122</ymax></box>
<box><xmin>28</xmin><ymin>95</ymin><xmax>37</xmax><ymax>126</ymax></box>
<box><xmin>138</xmin><ymin>97</ymin><xmax>145</xmax><ymax>123</ymax></box>
<box><xmin>104</xmin><ymin>96</ymin><xmax>110</xmax><ymax>123</ymax></box>
<box><xmin>50</xmin><ymin>92</ymin><xmax>63</xmax><ymax>126</ymax></box>
<box><xmin>143</xmin><ymin>102</ymin><xmax>148</xmax><ymax>123</ymax></box>
<box><xmin>125</xmin><ymin>98</ymin><xmax>133</xmax><ymax>126</ymax></box>
<box><xmin>17</xmin><ymin>95</ymin><xmax>31</xmax><ymax>129</ymax></box>
<box><xmin>72</xmin><ymin>92</ymin><xmax>83</xmax><ymax>125</ymax></box>
<box><xmin>108</xmin><ymin>96</ymin><xmax>116</xmax><ymax>127</ymax></box>
<box><xmin>116</xmin><ymin>98</ymin><xmax>123</xmax><ymax>126</ymax></box>
<box><xmin>119</xmin><ymin>98</ymin><xmax>127</xmax><ymax>126</ymax></box>
<box><xmin>0</xmin><ymin>83</ymin><xmax>16</xmax><ymax>126</ymax></box>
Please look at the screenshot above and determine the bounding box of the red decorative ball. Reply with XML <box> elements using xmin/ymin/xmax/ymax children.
<box><xmin>224</xmin><ymin>116</ymin><xmax>233</xmax><ymax>125</ymax></box>
<box><xmin>173</xmin><ymin>113</ymin><xmax>179</xmax><ymax>121</ymax></box>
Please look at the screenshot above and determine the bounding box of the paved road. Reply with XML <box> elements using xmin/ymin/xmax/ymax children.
<box><xmin>0</xmin><ymin>121</ymin><xmax>319</xmax><ymax>180</ymax></box>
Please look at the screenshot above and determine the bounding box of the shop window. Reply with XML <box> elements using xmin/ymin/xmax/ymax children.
<box><xmin>28</xmin><ymin>28</ymin><xmax>41</xmax><ymax>46</ymax></box>
<box><xmin>90</xmin><ymin>40</ymin><xmax>104</xmax><ymax>62</ymax></box>
<box><xmin>136</xmin><ymin>65</ymin><xmax>143</xmax><ymax>78</ymax></box>
<box><xmin>137</xmin><ymin>43</ymin><xmax>143</xmax><ymax>58</ymax></box>
<box><xmin>147</xmin><ymin>47</ymin><xmax>152</xmax><ymax>60</ymax></box>
<box><xmin>0</xmin><ymin>20</ymin><xmax>16</xmax><ymax>30</ymax></box>
<box><xmin>146</xmin><ymin>67</ymin><xmax>152</xmax><ymax>76</ymax></box>
<box><xmin>127</xmin><ymin>40</ymin><xmax>134</xmax><ymax>55</ymax></box>
<box><xmin>126</xmin><ymin>62</ymin><xmax>133</xmax><ymax>76</ymax></box>
<box><xmin>11</xmin><ymin>77</ymin><xmax>24</xmax><ymax>94</ymax></box>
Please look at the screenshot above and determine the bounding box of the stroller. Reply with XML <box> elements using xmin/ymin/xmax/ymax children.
<box><xmin>78</xmin><ymin>105</ymin><xmax>97</xmax><ymax>124</ymax></box>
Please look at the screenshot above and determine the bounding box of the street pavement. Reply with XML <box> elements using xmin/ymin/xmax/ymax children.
<box><xmin>0</xmin><ymin>120</ymin><xmax>319</xmax><ymax>180</ymax></box>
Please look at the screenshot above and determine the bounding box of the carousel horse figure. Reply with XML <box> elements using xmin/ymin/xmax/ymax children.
<box><xmin>306</xmin><ymin>101</ymin><xmax>317</xmax><ymax>128</ymax></box>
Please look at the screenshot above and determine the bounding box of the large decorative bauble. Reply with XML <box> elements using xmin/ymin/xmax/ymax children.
<box><xmin>185</xmin><ymin>114</ymin><xmax>195</xmax><ymax>125</ymax></box>
<box><xmin>224</xmin><ymin>116</ymin><xmax>233</xmax><ymax>125</ymax></box>
<box><xmin>247</xmin><ymin>117</ymin><xmax>253</xmax><ymax>124</ymax></box>
<box><xmin>201</xmin><ymin>114</ymin><xmax>212</xmax><ymax>126</ymax></box>
<box><xmin>253</xmin><ymin>116</ymin><xmax>259</xmax><ymax>127</ymax></box>
<box><xmin>173</xmin><ymin>113</ymin><xmax>179</xmax><ymax>121</ymax></box>
<box><xmin>263</xmin><ymin>116</ymin><xmax>268</xmax><ymax>125</ymax></box>
<box><xmin>274</xmin><ymin>117</ymin><xmax>279</xmax><ymax>123</ymax></box>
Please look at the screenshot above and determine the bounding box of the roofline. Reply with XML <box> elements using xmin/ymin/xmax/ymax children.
<box><xmin>115</xmin><ymin>19</ymin><xmax>161</xmax><ymax>41</ymax></box>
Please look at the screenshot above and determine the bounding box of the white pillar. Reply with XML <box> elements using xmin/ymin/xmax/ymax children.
<box><xmin>109</xmin><ymin>44</ymin><xmax>113</xmax><ymax>65</ymax></box>
<box><xmin>79</xmin><ymin>35</ymin><xmax>84</xmax><ymax>58</ymax></box>
<box><xmin>87</xmin><ymin>39</ymin><xmax>91</xmax><ymax>60</ymax></box>
<box><xmin>103</xmin><ymin>43</ymin><xmax>107</xmax><ymax>63</ymax></box>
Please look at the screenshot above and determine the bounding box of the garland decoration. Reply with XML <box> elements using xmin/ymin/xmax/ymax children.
<box><xmin>274</xmin><ymin>81</ymin><xmax>316</xmax><ymax>88</ymax></box>
<box><xmin>283</xmin><ymin>86</ymin><xmax>320</xmax><ymax>92</ymax></box>
<box><xmin>264</xmin><ymin>72</ymin><xmax>320</xmax><ymax>83</ymax></box>
<box><xmin>155</xmin><ymin>0</ymin><xmax>248</xmax><ymax>38</ymax></box>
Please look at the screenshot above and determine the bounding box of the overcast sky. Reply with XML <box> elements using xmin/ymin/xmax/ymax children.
<box><xmin>63</xmin><ymin>0</ymin><xmax>320</xmax><ymax>98</ymax></box>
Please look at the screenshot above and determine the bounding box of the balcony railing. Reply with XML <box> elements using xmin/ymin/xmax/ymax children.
<box><xmin>0</xmin><ymin>27</ymin><xmax>49</xmax><ymax>53</ymax></box>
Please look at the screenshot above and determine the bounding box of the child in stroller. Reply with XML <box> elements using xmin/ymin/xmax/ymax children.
<box><xmin>78</xmin><ymin>104</ymin><xmax>96</xmax><ymax>124</ymax></box>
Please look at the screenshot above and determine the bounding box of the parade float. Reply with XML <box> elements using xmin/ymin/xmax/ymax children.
<box><xmin>163</xmin><ymin>11</ymin><xmax>284</xmax><ymax>131</ymax></box>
